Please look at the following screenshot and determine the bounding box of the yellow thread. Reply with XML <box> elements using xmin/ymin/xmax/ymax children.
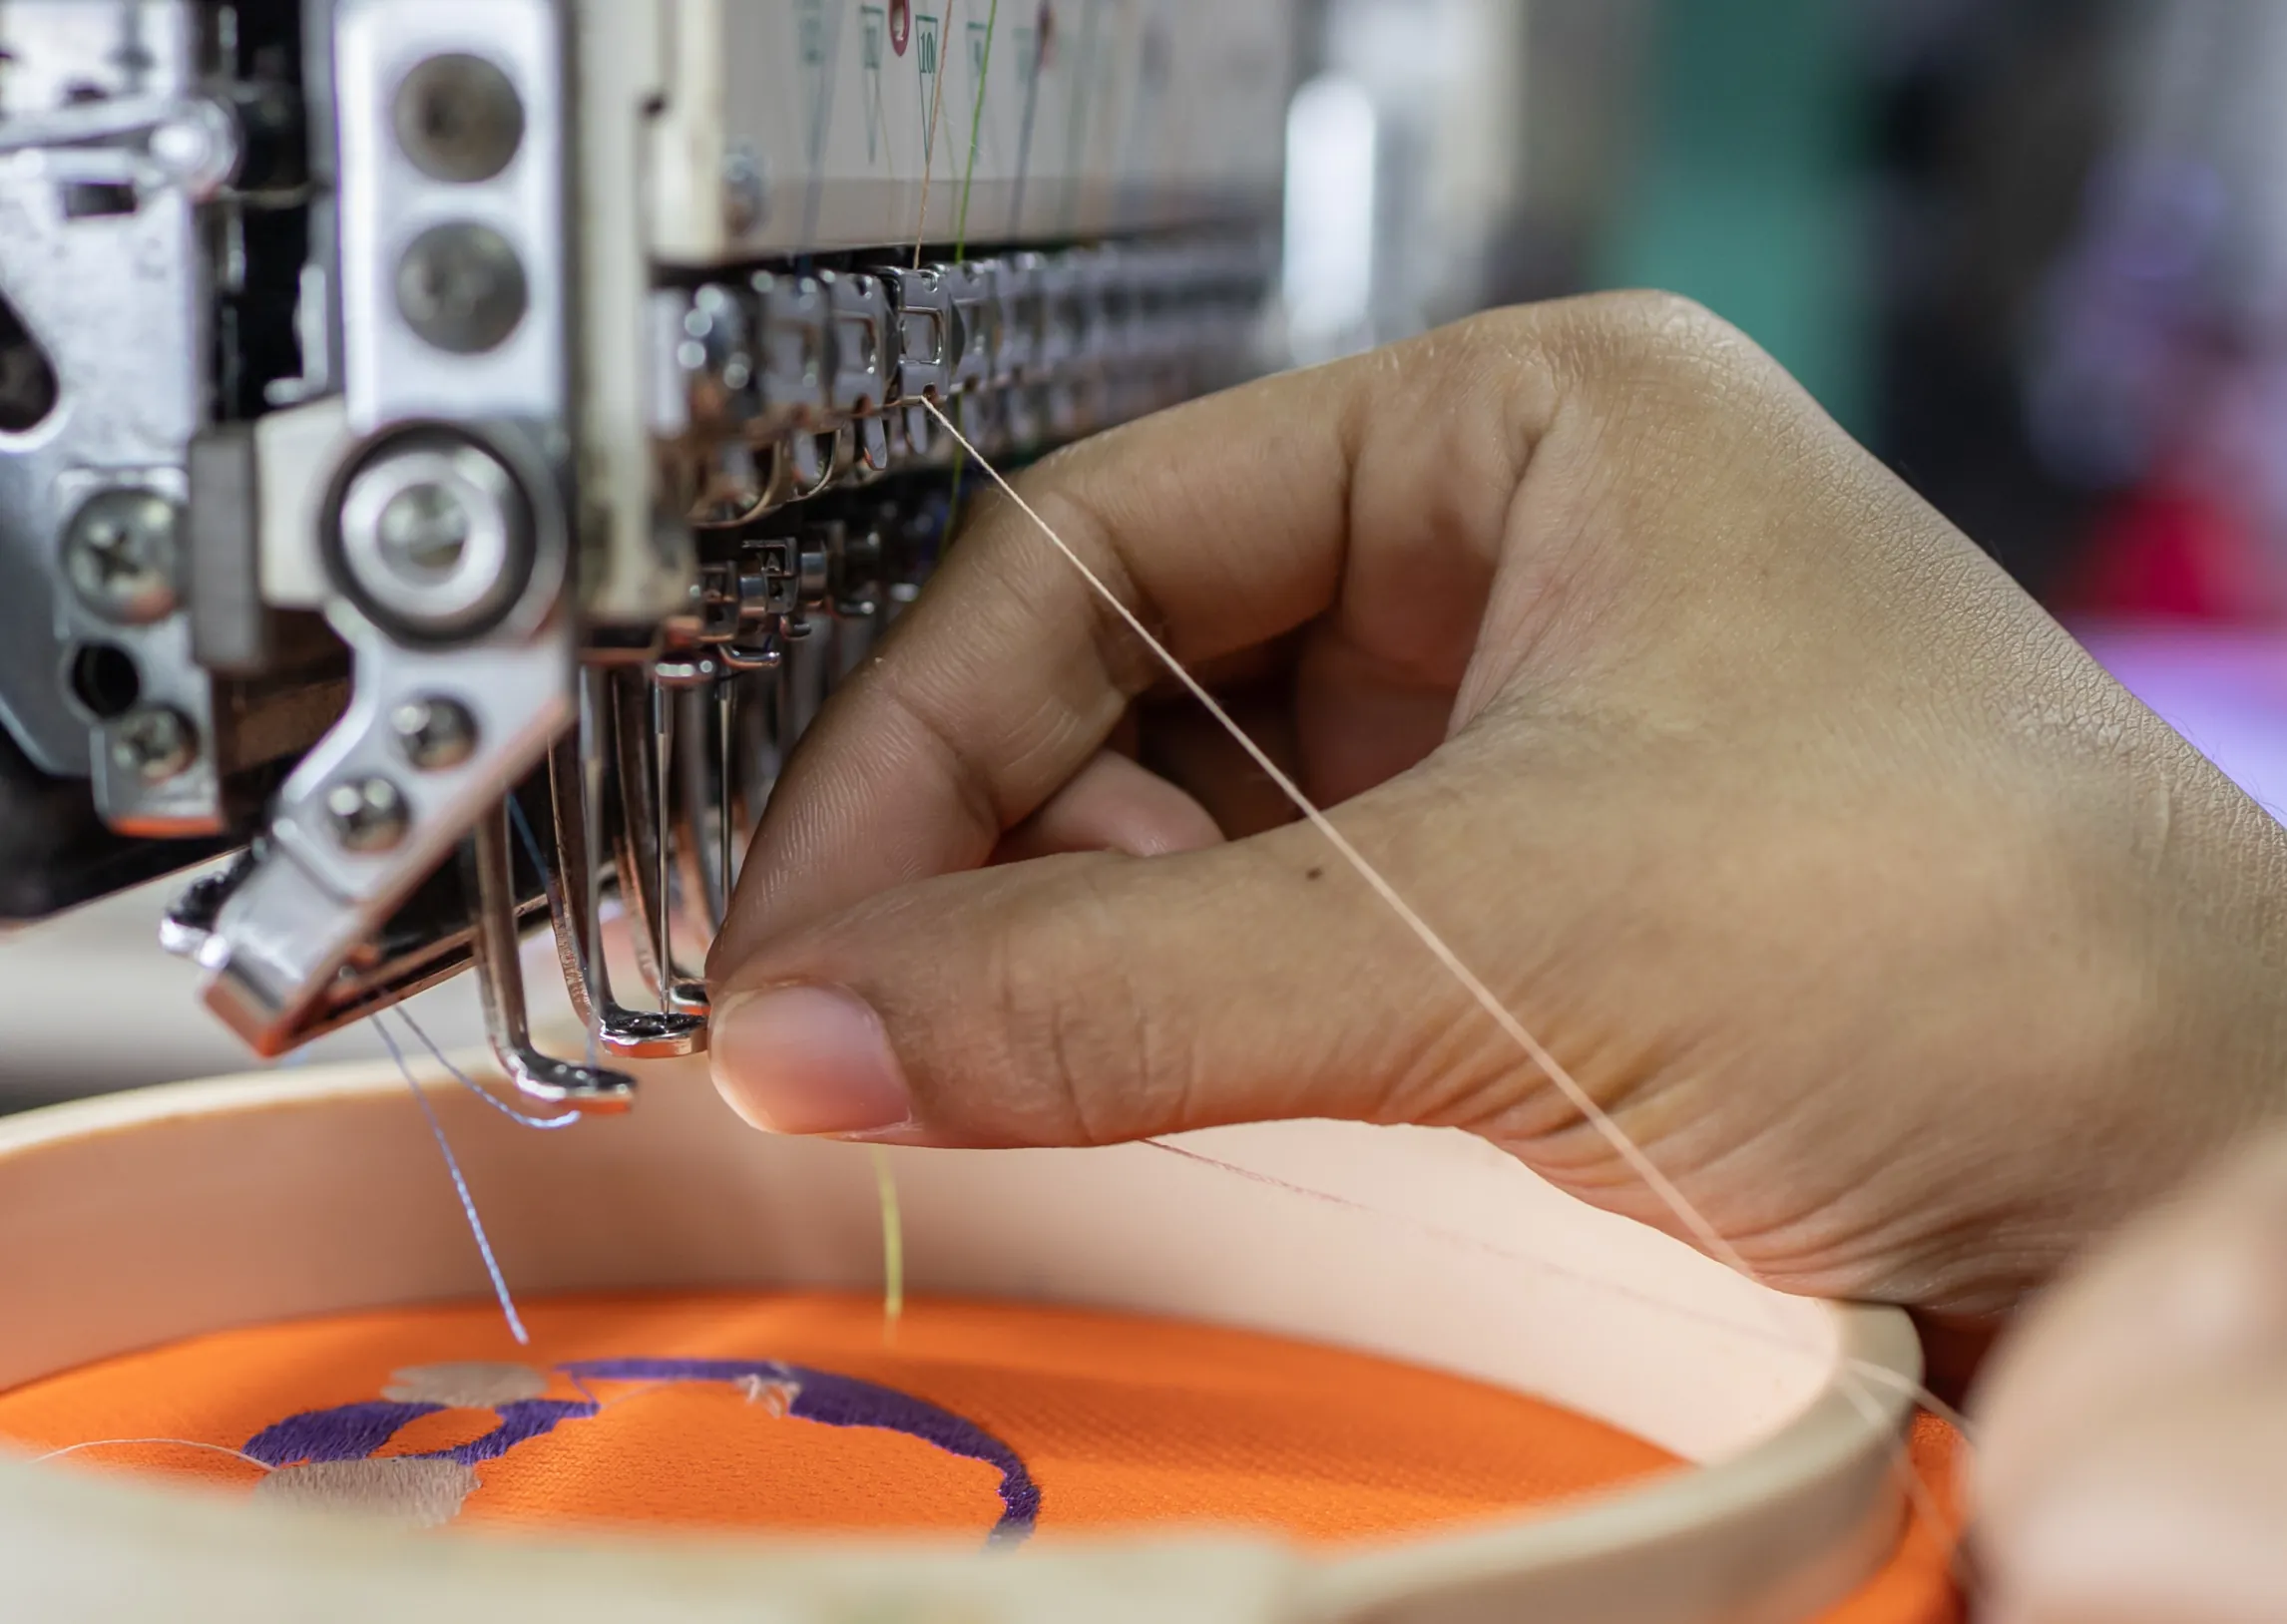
<box><xmin>910</xmin><ymin>0</ymin><xmax>965</xmax><ymax>266</ymax></box>
<box><xmin>873</xmin><ymin>1144</ymin><xmax>906</xmax><ymax>1337</ymax></box>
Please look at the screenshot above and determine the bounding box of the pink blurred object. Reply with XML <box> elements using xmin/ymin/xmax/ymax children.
<box><xmin>2077</xmin><ymin>621</ymin><xmax>2287</xmax><ymax>815</ymax></box>
<box><xmin>2063</xmin><ymin>485</ymin><xmax>2282</xmax><ymax>622</ymax></box>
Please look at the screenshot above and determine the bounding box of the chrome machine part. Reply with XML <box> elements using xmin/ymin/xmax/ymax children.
<box><xmin>0</xmin><ymin>3</ymin><xmax>229</xmax><ymax>843</ymax></box>
<box><xmin>0</xmin><ymin>0</ymin><xmax>1296</xmax><ymax>1096</ymax></box>
<box><xmin>197</xmin><ymin>0</ymin><xmax>602</xmax><ymax>1104</ymax></box>
<box><xmin>539</xmin><ymin>677</ymin><xmax>704</xmax><ymax>1059</ymax></box>
<box><xmin>464</xmin><ymin>794</ymin><xmax>632</xmax><ymax>1111</ymax></box>
<box><xmin>331</xmin><ymin>435</ymin><xmax>535</xmax><ymax>640</ymax></box>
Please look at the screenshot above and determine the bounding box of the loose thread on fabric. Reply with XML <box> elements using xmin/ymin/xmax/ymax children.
<box><xmin>376</xmin><ymin>1019</ymin><xmax>533</xmax><ymax>1346</ymax></box>
<box><xmin>919</xmin><ymin>397</ymin><xmax>1970</xmax><ymax>1575</ymax></box>
<box><xmin>34</xmin><ymin>1437</ymin><xmax>273</xmax><ymax>1471</ymax></box>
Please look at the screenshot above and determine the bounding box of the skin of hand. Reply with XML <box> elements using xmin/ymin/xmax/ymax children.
<box><xmin>1974</xmin><ymin>1125</ymin><xmax>2287</xmax><ymax>1623</ymax></box>
<box><xmin>706</xmin><ymin>291</ymin><xmax>2287</xmax><ymax>1320</ymax></box>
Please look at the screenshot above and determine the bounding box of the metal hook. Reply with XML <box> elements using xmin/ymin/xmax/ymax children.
<box><xmin>542</xmin><ymin>674</ymin><xmax>705</xmax><ymax>1057</ymax></box>
<box><xmin>611</xmin><ymin>668</ymin><xmax>709</xmax><ymax>1016</ymax></box>
<box><xmin>465</xmin><ymin>798</ymin><xmax>636</xmax><ymax>1112</ymax></box>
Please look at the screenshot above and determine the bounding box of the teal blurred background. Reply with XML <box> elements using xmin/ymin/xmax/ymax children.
<box><xmin>1288</xmin><ymin>0</ymin><xmax>2287</xmax><ymax>621</ymax></box>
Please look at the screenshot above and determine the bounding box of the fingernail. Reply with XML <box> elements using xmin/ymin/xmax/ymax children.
<box><xmin>708</xmin><ymin>985</ymin><xmax>912</xmax><ymax>1136</ymax></box>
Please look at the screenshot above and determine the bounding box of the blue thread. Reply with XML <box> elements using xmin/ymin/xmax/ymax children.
<box><xmin>377</xmin><ymin>1020</ymin><xmax>532</xmax><ymax>1346</ymax></box>
<box><xmin>506</xmin><ymin>792</ymin><xmax>603</xmax><ymax>1071</ymax></box>
<box><xmin>504</xmin><ymin>795</ymin><xmax>551</xmax><ymax>894</ymax></box>
<box><xmin>392</xmin><ymin>1008</ymin><xmax>579</xmax><ymax>1130</ymax></box>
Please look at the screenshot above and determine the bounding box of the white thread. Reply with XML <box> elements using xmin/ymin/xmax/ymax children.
<box><xmin>377</xmin><ymin>1019</ymin><xmax>533</xmax><ymax>1346</ymax></box>
<box><xmin>34</xmin><ymin>1437</ymin><xmax>271</xmax><ymax>1470</ymax></box>
<box><xmin>391</xmin><ymin>1009</ymin><xmax>580</xmax><ymax>1131</ymax></box>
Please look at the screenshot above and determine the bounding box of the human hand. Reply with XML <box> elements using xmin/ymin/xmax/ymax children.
<box><xmin>1976</xmin><ymin>1126</ymin><xmax>2287</xmax><ymax>1621</ymax></box>
<box><xmin>706</xmin><ymin>292</ymin><xmax>2287</xmax><ymax>1317</ymax></box>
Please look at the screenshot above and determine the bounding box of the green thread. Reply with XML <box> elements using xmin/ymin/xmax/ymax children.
<box><xmin>941</xmin><ymin>0</ymin><xmax>998</xmax><ymax>537</ymax></box>
<box><xmin>872</xmin><ymin>1145</ymin><xmax>906</xmax><ymax>1336</ymax></box>
<box><xmin>943</xmin><ymin>454</ymin><xmax>969</xmax><ymax>546</ymax></box>
<box><xmin>953</xmin><ymin>0</ymin><xmax>1000</xmax><ymax>260</ymax></box>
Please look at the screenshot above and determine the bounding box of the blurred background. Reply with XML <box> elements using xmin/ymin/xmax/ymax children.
<box><xmin>1286</xmin><ymin>0</ymin><xmax>2287</xmax><ymax>626</ymax></box>
<box><xmin>11</xmin><ymin>0</ymin><xmax>2287</xmax><ymax>1107</ymax></box>
<box><xmin>1278</xmin><ymin>0</ymin><xmax>2287</xmax><ymax>804</ymax></box>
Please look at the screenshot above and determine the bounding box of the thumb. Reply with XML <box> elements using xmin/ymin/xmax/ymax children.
<box><xmin>1976</xmin><ymin>1367</ymin><xmax>2287</xmax><ymax>1624</ymax></box>
<box><xmin>703</xmin><ymin>800</ymin><xmax>1496</xmax><ymax>1145</ymax></box>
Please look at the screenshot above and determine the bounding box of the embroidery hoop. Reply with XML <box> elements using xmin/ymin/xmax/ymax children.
<box><xmin>0</xmin><ymin>1053</ymin><xmax>1920</xmax><ymax>1623</ymax></box>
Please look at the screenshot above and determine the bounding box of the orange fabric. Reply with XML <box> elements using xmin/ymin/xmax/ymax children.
<box><xmin>0</xmin><ymin>1290</ymin><xmax>1961</xmax><ymax>1618</ymax></box>
<box><xmin>1824</xmin><ymin>1414</ymin><xmax>1968</xmax><ymax>1624</ymax></box>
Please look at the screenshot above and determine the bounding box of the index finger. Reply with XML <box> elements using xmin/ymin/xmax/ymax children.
<box><xmin>711</xmin><ymin>307</ymin><xmax>1563</xmax><ymax>965</ymax></box>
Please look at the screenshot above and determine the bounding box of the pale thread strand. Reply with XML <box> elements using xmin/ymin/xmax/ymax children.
<box><xmin>391</xmin><ymin>1007</ymin><xmax>579</xmax><ymax>1131</ymax></box>
<box><xmin>909</xmin><ymin>0</ymin><xmax>963</xmax><ymax>267</ymax></box>
<box><xmin>35</xmin><ymin>1437</ymin><xmax>271</xmax><ymax>1471</ymax></box>
<box><xmin>926</xmin><ymin>399</ymin><xmax>1972</xmax><ymax>1581</ymax></box>
<box><xmin>1144</xmin><ymin>1138</ymin><xmax>1809</xmax><ymax>1354</ymax></box>
<box><xmin>1144</xmin><ymin>1138</ymin><xmax>1974</xmax><ymax>1434</ymax></box>
<box><xmin>920</xmin><ymin>399</ymin><xmax>1746</xmax><ymax>1274</ymax></box>
<box><xmin>376</xmin><ymin>1020</ymin><xmax>533</xmax><ymax>1346</ymax></box>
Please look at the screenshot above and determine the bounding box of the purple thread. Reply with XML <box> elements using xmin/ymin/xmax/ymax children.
<box><xmin>433</xmin><ymin>1399</ymin><xmax>602</xmax><ymax>1465</ymax></box>
<box><xmin>244</xmin><ymin>1401</ymin><xmax>443</xmax><ymax>1467</ymax></box>
<box><xmin>240</xmin><ymin>1360</ymin><xmax>1038</xmax><ymax>1543</ymax></box>
<box><xmin>565</xmin><ymin>1360</ymin><xmax>1039</xmax><ymax>1541</ymax></box>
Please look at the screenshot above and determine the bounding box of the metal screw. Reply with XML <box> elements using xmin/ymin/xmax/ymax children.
<box><xmin>148</xmin><ymin>99</ymin><xmax>241</xmax><ymax>201</ymax></box>
<box><xmin>107</xmin><ymin>706</ymin><xmax>196</xmax><ymax>784</ymax></box>
<box><xmin>378</xmin><ymin>481</ymin><xmax>473</xmax><ymax>574</ymax></box>
<box><xmin>393</xmin><ymin>53</ymin><xmax>525</xmax><ymax>184</ymax></box>
<box><xmin>721</xmin><ymin>144</ymin><xmax>766</xmax><ymax>238</ymax></box>
<box><xmin>395</xmin><ymin>221</ymin><xmax>528</xmax><ymax>353</ymax></box>
<box><xmin>336</xmin><ymin>440</ymin><xmax>530</xmax><ymax>638</ymax></box>
<box><xmin>324</xmin><ymin>775</ymin><xmax>410</xmax><ymax>853</ymax></box>
<box><xmin>64</xmin><ymin>488</ymin><xmax>181</xmax><ymax>624</ymax></box>
<box><xmin>390</xmin><ymin>695</ymin><xmax>479</xmax><ymax>771</ymax></box>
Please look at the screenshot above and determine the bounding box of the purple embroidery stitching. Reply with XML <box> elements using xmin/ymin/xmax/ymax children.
<box><xmin>567</xmin><ymin>1360</ymin><xmax>1041</xmax><ymax>1541</ymax></box>
<box><xmin>241</xmin><ymin>1359</ymin><xmax>1040</xmax><ymax>1543</ymax></box>
<box><xmin>245</xmin><ymin>1401</ymin><xmax>443</xmax><ymax>1466</ymax></box>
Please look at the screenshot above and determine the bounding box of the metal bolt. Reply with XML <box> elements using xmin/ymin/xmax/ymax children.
<box><xmin>395</xmin><ymin>221</ymin><xmax>528</xmax><ymax>353</ymax></box>
<box><xmin>324</xmin><ymin>775</ymin><xmax>410</xmax><ymax>854</ymax></box>
<box><xmin>379</xmin><ymin>481</ymin><xmax>472</xmax><ymax>573</ymax></box>
<box><xmin>64</xmin><ymin>488</ymin><xmax>181</xmax><ymax>624</ymax></box>
<box><xmin>721</xmin><ymin>144</ymin><xmax>766</xmax><ymax>237</ymax></box>
<box><xmin>148</xmin><ymin>99</ymin><xmax>241</xmax><ymax>201</ymax></box>
<box><xmin>336</xmin><ymin>441</ymin><xmax>530</xmax><ymax>638</ymax></box>
<box><xmin>393</xmin><ymin>53</ymin><xmax>525</xmax><ymax>184</ymax></box>
<box><xmin>107</xmin><ymin>706</ymin><xmax>196</xmax><ymax>784</ymax></box>
<box><xmin>390</xmin><ymin>695</ymin><xmax>479</xmax><ymax>771</ymax></box>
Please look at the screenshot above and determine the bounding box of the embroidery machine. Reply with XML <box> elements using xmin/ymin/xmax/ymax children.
<box><xmin>0</xmin><ymin>0</ymin><xmax>1293</xmax><ymax>1105</ymax></box>
<box><xmin>0</xmin><ymin>15</ymin><xmax>1961</xmax><ymax>1619</ymax></box>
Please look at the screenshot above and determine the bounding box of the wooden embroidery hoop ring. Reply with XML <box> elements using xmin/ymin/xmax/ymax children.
<box><xmin>0</xmin><ymin>1053</ymin><xmax>1921</xmax><ymax>1623</ymax></box>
